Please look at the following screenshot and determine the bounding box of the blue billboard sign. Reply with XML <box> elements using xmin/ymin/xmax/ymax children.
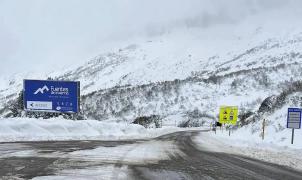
<box><xmin>23</xmin><ymin>80</ymin><xmax>80</xmax><ymax>113</ymax></box>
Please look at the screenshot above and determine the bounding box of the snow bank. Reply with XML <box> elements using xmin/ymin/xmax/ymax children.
<box><xmin>0</xmin><ymin>118</ymin><xmax>187</xmax><ymax>142</ymax></box>
<box><xmin>192</xmin><ymin>98</ymin><xmax>302</xmax><ymax>171</ymax></box>
<box><xmin>226</xmin><ymin>105</ymin><xmax>302</xmax><ymax>149</ymax></box>
<box><xmin>194</xmin><ymin>130</ymin><xmax>302</xmax><ymax>171</ymax></box>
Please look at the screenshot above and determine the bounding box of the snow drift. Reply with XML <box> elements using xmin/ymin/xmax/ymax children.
<box><xmin>0</xmin><ymin>118</ymin><xmax>185</xmax><ymax>142</ymax></box>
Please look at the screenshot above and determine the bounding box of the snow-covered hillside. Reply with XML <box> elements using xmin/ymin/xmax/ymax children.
<box><xmin>1</xmin><ymin>1</ymin><xmax>302</xmax><ymax>146</ymax></box>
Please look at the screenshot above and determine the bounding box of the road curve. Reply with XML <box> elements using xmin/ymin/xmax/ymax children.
<box><xmin>0</xmin><ymin>130</ymin><xmax>301</xmax><ymax>179</ymax></box>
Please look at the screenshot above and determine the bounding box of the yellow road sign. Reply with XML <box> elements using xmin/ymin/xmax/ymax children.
<box><xmin>219</xmin><ymin>106</ymin><xmax>238</xmax><ymax>125</ymax></box>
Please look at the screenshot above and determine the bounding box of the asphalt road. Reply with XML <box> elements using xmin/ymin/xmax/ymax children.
<box><xmin>0</xmin><ymin>130</ymin><xmax>302</xmax><ymax>180</ymax></box>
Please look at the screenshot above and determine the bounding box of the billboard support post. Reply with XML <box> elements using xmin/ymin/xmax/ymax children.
<box><xmin>291</xmin><ymin>128</ymin><xmax>294</xmax><ymax>144</ymax></box>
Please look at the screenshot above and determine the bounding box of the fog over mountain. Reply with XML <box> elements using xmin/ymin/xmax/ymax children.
<box><xmin>0</xmin><ymin>0</ymin><xmax>299</xmax><ymax>76</ymax></box>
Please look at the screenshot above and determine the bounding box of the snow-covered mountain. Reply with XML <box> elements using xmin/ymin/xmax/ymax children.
<box><xmin>1</xmin><ymin>2</ymin><xmax>302</xmax><ymax>145</ymax></box>
<box><xmin>1</xmin><ymin>29</ymin><xmax>302</xmax><ymax>118</ymax></box>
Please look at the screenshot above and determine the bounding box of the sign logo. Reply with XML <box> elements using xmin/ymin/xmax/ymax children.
<box><xmin>34</xmin><ymin>85</ymin><xmax>49</xmax><ymax>95</ymax></box>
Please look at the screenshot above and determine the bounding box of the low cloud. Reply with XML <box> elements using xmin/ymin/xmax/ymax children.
<box><xmin>0</xmin><ymin>0</ymin><xmax>298</xmax><ymax>76</ymax></box>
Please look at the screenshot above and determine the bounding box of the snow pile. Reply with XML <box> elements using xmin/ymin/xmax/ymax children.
<box><xmin>194</xmin><ymin>130</ymin><xmax>302</xmax><ymax>170</ymax></box>
<box><xmin>0</xmin><ymin>118</ymin><xmax>188</xmax><ymax>142</ymax></box>
<box><xmin>228</xmin><ymin>110</ymin><xmax>302</xmax><ymax>148</ymax></box>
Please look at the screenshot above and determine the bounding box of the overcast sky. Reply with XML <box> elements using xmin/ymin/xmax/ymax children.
<box><xmin>0</xmin><ymin>0</ymin><xmax>297</xmax><ymax>77</ymax></box>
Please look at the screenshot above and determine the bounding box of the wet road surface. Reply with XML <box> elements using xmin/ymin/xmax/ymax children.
<box><xmin>0</xmin><ymin>130</ymin><xmax>302</xmax><ymax>180</ymax></box>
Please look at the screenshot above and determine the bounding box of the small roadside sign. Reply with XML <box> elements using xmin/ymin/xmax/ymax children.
<box><xmin>287</xmin><ymin>108</ymin><xmax>301</xmax><ymax>129</ymax></box>
<box><xmin>219</xmin><ymin>106</ymin><xmax>238</xmax><ymax>125</ymax></box>
<box><xmin>287</xmin><ymin>108</ymin><xmax>301</xmax><ymax>144</ymax></box>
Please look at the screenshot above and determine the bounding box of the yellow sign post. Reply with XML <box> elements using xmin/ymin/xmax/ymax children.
<box><xmin>219</xmin><ymin>106</ymin><xmax>238</xmax><ymax>125</ymax></box>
